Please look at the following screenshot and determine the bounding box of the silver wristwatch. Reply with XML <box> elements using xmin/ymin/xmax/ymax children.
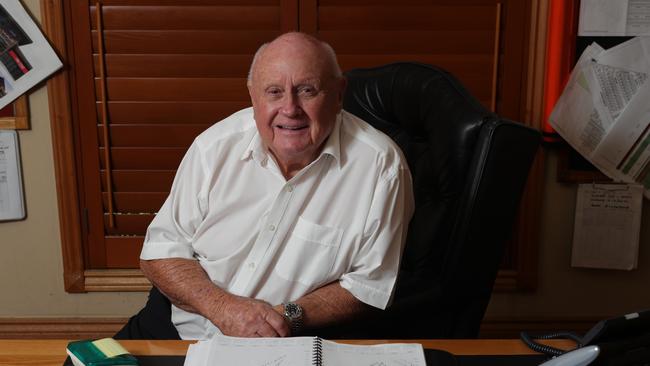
<box><xmin>282</xmin><ymin>302</ymin><xmax>303</xmax><ymax>335</ymax></box>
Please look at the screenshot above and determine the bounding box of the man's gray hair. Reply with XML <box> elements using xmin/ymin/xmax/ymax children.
<box><xmin>246</xmin><ymin>35</ymin><xmax>343</xmax><ymax>86</ymax></box>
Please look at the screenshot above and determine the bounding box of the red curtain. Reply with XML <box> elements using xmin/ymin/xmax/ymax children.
<box><xmin>542</xmin><ymin>0</ymin><xmax>579</xmax><ymax>140</ymax></box>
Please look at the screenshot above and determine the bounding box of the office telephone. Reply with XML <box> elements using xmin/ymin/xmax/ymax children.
<box><xmin>521</xmin><ymin>310</ymin><xmax>650</xmax><ymax>366</ymax></box>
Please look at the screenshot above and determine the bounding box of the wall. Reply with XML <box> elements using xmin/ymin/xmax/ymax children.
<box><xmin>487</xmin><ymin>150</ymin><xmax>650</xmax><ymax>319</ymax></box>
<box><xmin>0</xmin><ymin>0</ymin><xmax>147</xmax><ymax>319</ymax></box>
<box><xmin>1</xmin><ymin>0</ymin><xmax>648</xmax><ymax>326</ymax></box>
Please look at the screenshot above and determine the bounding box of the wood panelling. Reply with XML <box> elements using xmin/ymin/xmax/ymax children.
<box><xmin>105</xmin><ymin>238</ymin><xmax>145</xmax><ymax>267</ymax></box>
<box><xmin>0</xmin><ymin>316</ymin><xmax>600</xmax><ymax>339</ymax></box>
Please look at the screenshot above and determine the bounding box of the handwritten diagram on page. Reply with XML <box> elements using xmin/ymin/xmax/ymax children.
<box><xmin>184</xmin><ymin>335</ymin><xmax>426</xmax><ymax>366</ymax></box>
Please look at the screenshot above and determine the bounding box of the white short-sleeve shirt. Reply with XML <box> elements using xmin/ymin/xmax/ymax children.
<box><xmin>141</xmin><ymin>107</ymin><xmax>414</xmax><ymax>340</ymax></box>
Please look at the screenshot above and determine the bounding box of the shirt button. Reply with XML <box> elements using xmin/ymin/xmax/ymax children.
<box><xmin>286</xmin><ymin>185</ymin><xmax>293</xmax><ymax>192</ymax></box>
<box><xmin>268</xmin><ymin>224</ymin><xmax>276</xmax><ymax>231</ymax></box>
<box><xmin>248</xmin><ymin>262</ymin><xmax>255</xmax><ymax>269</ymax></box>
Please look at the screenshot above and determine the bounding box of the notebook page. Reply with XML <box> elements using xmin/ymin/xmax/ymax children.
<box><xmin>205</xmin><ymin>335</ymin><xmax>314</xmax><ymax>366</ymax></box>
<box><xmin>321</xmin><ymin>340</ymin><xmax>426</xmax><ymax>366</ymax></box>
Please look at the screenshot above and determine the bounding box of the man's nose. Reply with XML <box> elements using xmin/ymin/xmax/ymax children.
<box><xmin>280</xmin><ymin>92</ymin><xmax>302</xmax><ymax>117</ymax></box>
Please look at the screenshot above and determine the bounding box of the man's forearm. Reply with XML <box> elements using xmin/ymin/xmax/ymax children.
<box><xmin>140</xmin><ymin>258</ymin><xmax>228</xmax><ymax>315</ymax></box>
<box><xmin>140</xmin><ymin>258</ymin><xmax>289</xmax><ymax>337</ymax></box>
<box><xmin>277</xmin><ymin>282</ymin><xmax>371</xmax><ymax>331</ymax></box>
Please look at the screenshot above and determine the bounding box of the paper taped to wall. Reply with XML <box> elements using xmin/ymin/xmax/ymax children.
<box><xmin>550</xmin><ymin>36</ymin><xmax>650</xmax><ymax>198</ymax></box>
<box><xmin>0</xmin><ymin>129</ymin><xmax>24</xmax><ymax>221</ymax></box>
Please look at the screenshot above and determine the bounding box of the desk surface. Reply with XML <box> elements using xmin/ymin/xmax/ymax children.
<box><xmin>0</xmin><ymin>339</ymin><xmax>577</xmax><ymax>366</ymax></box>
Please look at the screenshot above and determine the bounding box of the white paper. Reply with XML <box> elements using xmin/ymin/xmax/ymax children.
<box><xmin>572</xmin><ymin>184</ymin><xmax>642</xmax><ymax>270</ymax></box>
<box><xmin>550</xmin><ymin>36</ymin><xmax>650</xmax><ymax>196</ymax></box>
<box><xmin>183</xmin><ymin>335</ymin><xmax>426</xmax><ymax>366</ymax></box>
<box><xmin>0</xmin><ymin>129</ymin><xmax>24</xmax><ymax>221</ymax></box>
<box><xmin>627</xmin><ymin>0</ymin><xmax>650</xmax><ymax>35</ymax></box>
<box><xmin>579</xmin><ymin>0</ymin><xmax>628</xmax><ymax>36</ymax></box>
<box><xmin>0</xmin><ymin>0</ymin><xmax>62</xmax><ymax>109</ymax></box>
<box><xmin>579</xmin><ymin>0</ymin><xmax>650</xmax><ymax>36</ymax></box>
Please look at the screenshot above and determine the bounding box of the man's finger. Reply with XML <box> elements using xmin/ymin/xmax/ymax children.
<box><xmin>265</xmin><ymin>309</ymin><xmax>290</xmax><ymax>337</ymax></box>
<box><xmin>255</xmin><ymin>321</ymin><xmax>280</xmax><ymax>337</ymax></box>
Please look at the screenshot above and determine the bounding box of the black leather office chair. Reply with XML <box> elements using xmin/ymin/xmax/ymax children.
<box><xmin>116</xmin><ymin>62</ymin><xmax>540</xmax><ymax>340</ymax></box>
<box><xmin>317</xmin><ymin>62</ymin><xmax>541</xmax><ymax>338</ymax></box>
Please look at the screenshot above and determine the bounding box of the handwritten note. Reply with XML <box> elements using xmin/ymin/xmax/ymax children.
<box><xmin>571</xmin><ymin>183</ymin><xmax>643</xmax><ymax>270</ymax></box>
<box><xmin>0</xmin><ymin>130</ymin><xmax>24</xmax><ymax>221</ymax></box>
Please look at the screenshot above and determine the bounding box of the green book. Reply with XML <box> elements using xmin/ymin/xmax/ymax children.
<box><xmin>66</xmin><ymin>338</ymin><xmax>138</xmax><ymax>366</ymax></box>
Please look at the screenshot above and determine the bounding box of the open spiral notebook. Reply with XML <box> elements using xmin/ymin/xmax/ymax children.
<box><xmin>184</xmin><ymin>335</ymin><xmax>426</xmax><ymax>366</ymax></box>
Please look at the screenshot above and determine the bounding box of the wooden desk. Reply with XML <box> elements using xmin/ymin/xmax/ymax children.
<box><xmin>0</xmin><ymin>339</ymin><xmax>577</xmax><ymax>366</ymax></box>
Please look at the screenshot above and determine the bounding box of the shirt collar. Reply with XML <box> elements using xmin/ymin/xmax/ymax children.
<box><xmin>241</xmin><ymin>112</ymin><xmax>342</xmax><ymax>169</ymax></box>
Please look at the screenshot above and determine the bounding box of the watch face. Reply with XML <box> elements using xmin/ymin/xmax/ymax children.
<box><xmin>285</xmin><ymin>302</ymin><xmax>303</xmax><ymax>319</ymax></box>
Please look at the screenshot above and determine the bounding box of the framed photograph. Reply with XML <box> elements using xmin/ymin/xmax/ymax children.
<box><xmin>0</xmin><ymin>1</ymin><xmax>61</xmax><ymax>113</ymax></box>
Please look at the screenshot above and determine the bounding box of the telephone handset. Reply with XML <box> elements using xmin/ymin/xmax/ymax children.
<box><xmin>522</xmin><ymin>310</ymin><xmax>650</xmax><ymax>366</ymax></box>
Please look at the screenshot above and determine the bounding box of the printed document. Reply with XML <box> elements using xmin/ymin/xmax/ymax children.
<box><xmin>579</xmin><ymin>0</ymin><xmax>650</xmax><ymax>36</ymax></box>
<box><xmin>550</xmin><ymin>36</ymin><xmax>650</xmax><ymax>198</ymax></box>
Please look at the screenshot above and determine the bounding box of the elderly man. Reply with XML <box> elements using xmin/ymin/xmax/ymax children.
<box><xmin>137</xmin><ymin>32</ymin><xmax>414</xmax><ymax>340</ymax></box>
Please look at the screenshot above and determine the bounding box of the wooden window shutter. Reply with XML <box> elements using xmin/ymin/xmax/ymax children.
<box><xmin>298</xmin><ymin>0</ymin><xmax>536</xmax><ymax>290</ymax></box>
<box><xmin>64</xmin><ymin>0</ymin><xmax>298</xmax><ymax>270</ymax></box>
<box><xmin>299</xmin><ymin>0</ymin><xmax>529</xmax><ymax>120</ymax></box>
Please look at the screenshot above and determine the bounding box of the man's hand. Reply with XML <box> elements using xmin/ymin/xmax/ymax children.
<box><xmin>141</xmin><ymin>258</ymin><xmax>290</xmax><ymax>338</ymax></box>
<box><xmin>210</xmin><ymin>294</ymin><xmax>290</xmax><ymax>337</ymax></box>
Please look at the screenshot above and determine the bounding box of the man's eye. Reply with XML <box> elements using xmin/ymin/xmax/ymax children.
<box><xmin>266</xmin><ymin>88</ymin><xmax>283</xmax><ymax>98</ymax></box>
<box><xmin>298</xmin><ymin>87</ymin><xmax>317</xmax><ymax>96</ymax></box>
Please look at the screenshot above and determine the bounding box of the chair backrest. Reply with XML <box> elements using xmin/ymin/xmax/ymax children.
<box><xmin>339</xmin><ymin>62</ymin><xmax>541</xmax><ymax>338</ymax></box>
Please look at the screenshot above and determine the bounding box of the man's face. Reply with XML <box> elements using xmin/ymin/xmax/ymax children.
<box><xmin>248</xmin><ymin>40</ymin><xmax>345</xmax><ymax>170</ymax></box>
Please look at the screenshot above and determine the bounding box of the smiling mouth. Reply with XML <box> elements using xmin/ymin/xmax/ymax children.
<box><xmin>276</xmin><ymin>125</ymin><xmax>308</xmax><ymax>131</ymax></box>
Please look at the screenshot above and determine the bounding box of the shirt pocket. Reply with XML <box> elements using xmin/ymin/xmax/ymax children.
<box><xmin>275</xmin><ymin>216</ymin><xmax>343</xmax><ymax>287</ymax></box>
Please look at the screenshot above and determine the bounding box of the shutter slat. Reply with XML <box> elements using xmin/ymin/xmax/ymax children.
<box><xmin>98</xmin><ymin>125</ymin><xmax>208</xmax><ymax>147</ymax></box>
<box><xmin>101</xmin><ymin>147</ymin><xmax>187</xmax><ymax>169</ymax></box>
<box><xmin>322</xmin><ymin>30</ymin><xmax>495</xmax><ymax>55</ymax></box>
<box><xmin>96</xmin><ymin>0</ymin><xmax>280</xmax><ymax>6</ymax></box>
<box><xmin>104</xmin><ymin>215</ymin><xmax>155</xmax><ymax>236</ymax></box>
<box><xmin>92</xmin><ymin>30</ymin><xmax>279</xmax><ymax>54</ymax></box>
<box><xmin>96</xmin><ymin>78</ymin><xmax>250</xmax><ymax>101</ymax></box>
<box><xmin>95</xmin><ymin>54</ymin><xmax>254</xmax><ymax>78</ymax></box>
<box><xmin>320</xmin><ymin>0</ymin><xmax>498</xmax><ymax>5</ymax></box>
<box><xmin>319</xmin><ymin>6</ymin><xmax>495</xmax><ymax>31</ymax></box>
<box><xmin>92</xmin><ymin>6</ymin><xmax>280</xmax><ymax>30</ymax></box>
<box><xmin>103</xmin><ymin>192</ymin><xmax>167</xmax><ymax>212</ymax></box>
<box><xmin>101</xmin><ymin>170</ymin><xmax>175</xmax><ymax>192</ymax></box>
<box><xmin>98</xmin><ymin>102</ymin><xmax>249</xmax><ymax>124</ymax></box>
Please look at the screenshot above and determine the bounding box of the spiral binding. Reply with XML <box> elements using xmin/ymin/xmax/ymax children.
<box><xmin>311</xmin><ymin>337</ymin><xmax>323</xmax><ymax>366</ymax></box>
